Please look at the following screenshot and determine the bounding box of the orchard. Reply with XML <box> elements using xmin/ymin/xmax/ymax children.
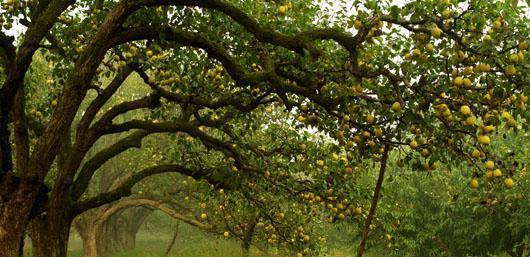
<box><xmin>0</xmin><ymin>0</ymin><xmax>528</xmax><ymax>257</ymax></box>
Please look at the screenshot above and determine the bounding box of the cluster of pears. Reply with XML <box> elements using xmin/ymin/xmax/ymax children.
<box><xmin>470</xmin><ymin>160</ymin><xmax>514</xmax><ymax>189</ymax></box>
<box><xmin>296</xmin><ymin>104</ymin><xmax>319</xmax><ymax>125</ymax></box>
<box><xmin>278</xmin><ymin>2</ymin><xmax>293</xmax><ymax>14</ymax></box>
<box><xmin>148</xmin><ymin>68</ymin><xmax>181</xmax><ymax>88</ymax></box>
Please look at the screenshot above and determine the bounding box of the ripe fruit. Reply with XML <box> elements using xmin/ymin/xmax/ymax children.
<box><xmin>476</xmin><ymin>63</ymin><xmax>491</xmax><ymax>72</ymax></box>
<box><xmin>374</xmin><ymin>127</ymin><xmax>383</xmax><ymax>138</ymax></box>
<box><xmin>148</xmin><ymin>76</ymin><xmax>156</xmax><ymax>84</ymax></box>
<box><xmin>509</xmin><ymin>54</ymin><xmax>520</xmax><ymax>63</ymax></box>
<box><xmin>519</xmin><ymin>40</ymin><xmax>528</xmax><ymax>50</ymax></box>
<box><xmin>224</xmin><ymin>231</ymin><xmax>230</xmax><ymax>237</ymax></box>
<box><xmin>344</xmin><ymin>167</ymin><xmax>353</xmax><ymax>175</ymax></box>
<box><xmin>391</xmin><ymin>102</ymin><xmax>402</xmax><ymax>112</ymax></box>
<box><xmin>465</xmin><ymin>116</ymin><xmax>476</xmax><ymax>125</ymax></box>
<box><xmin>426</xmin><ymin>43</ymin><xmax>434</xmax><ymax>52</ymax></box>
<box><xmin>505</xmin><ymin>65</ymin><xmax>517</xmax><ymax>76</ymax></box>
<box><xmin>463</xmin><ymin>78</ymin><xmax>472</xmax><ymax>88</ymax></box>
<box><xmin>471</xmin><ymin>149</ymin><xmax>481</xmax><ymax>158</ymax></box>
<box><xmin>478</xmin><ymin>135</ymin><xmax>491</xmax><ymax>145</ymax></box>
<box><xmin>460</xmin><ymin>105</ymin><xmax>471</xmax><ymax>116</ymax></box>
<box><xmin>431</xmin><ymin>27</ymin><xmax>442</xmax><ymax>38</ymax></box>
<box><xmin>470</xmin><ymin>179</ymin><xmax>479</xmax><ymax>189</ymax></box>
<box><xmin>297</xmin><ymin>115</ymin><xmax>306</xmax><ymax>123</ymax></box>
<box><xmin>200</xmin><ymin>213</ymin><xmax>208</xmax><ymax>219</ymax></box>
<box><xmin>278</xmin><ymin>5</ymin><xmax>288</xmax><ymax>14</ymax></box>
<box><xmin>410</xmin><ymin>140</ymin><xmax>418</xmax><ymax>149</ymax></box>
<box><xmin>504</xmin><ymin>178</ymin><xmax>514</xmax><ymax>188</ymax></box>
<box><xmin>481</xmin><ymin>125</ymin><xmax>495</xmax><ymax>134</ymax></box>
<box><xmin>463</xmin><ymin>66</ymin><xmax>473</xmax><ymax>75</ymax></box>
<box><xmin>146</xmin><ymin>49</ymin><xmax>153</xmax><ymax>57</ymax></box>
<box><xmin>493</xmin><ymin>169</ymin><xmax>502</xmax><ymax>177</ymax></box>
<box><xmin>453</xmin><ymin>77</ymin><xmax>464</xmax><ymax>86</ymax></box>
<box><xmin>354</xmin><ymin>20</ymin><xmax>363</xmax><ymax>30</ymax></box>
<box><xmin>492</xmin><ymin>20</ymin><xmax>502</xmax><ymax>30</ymax></box>
<box><xmin>366</xmin><ymin>115</ymin><xmax>375</xmax><ymax>124</ymax></box>
<box><xmin>354</xmin><ymin>207</ymin><xmax>362</xmax><ymax>215</ymax></box>
<box><xmin>485</xmin><ymin>160</ymin><xmax>495</xmax><ymax>170</ymax></box>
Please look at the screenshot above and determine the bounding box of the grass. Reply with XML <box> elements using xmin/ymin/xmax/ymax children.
<box><xmin>59</xmin><ymin>227</ymin><xmax>359</xmax><ymax>257</ymax></box>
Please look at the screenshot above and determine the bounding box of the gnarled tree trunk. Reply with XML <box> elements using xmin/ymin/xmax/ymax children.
<box><xmin>0</xmin><ymin>177</ymin><xmax>41</xmax><ymax>257</ymax></box>
<box><xmin>29</xmin><ymin>213</ymin><xmax>72</xmax><ymax>257</ymax></box>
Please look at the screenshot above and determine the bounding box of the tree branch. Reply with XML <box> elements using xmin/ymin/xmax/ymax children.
<box><xmin>76</xmin><ymin>66</ymin><xmax>133</xmax><ymax>140</ymax></box>
<box><xmin>72</xmin><ymin>164</ymin><xmax>237</xmax><ymax>216</ymax></box>
<box><xmin>70</xmin><ymin>130</ymin><xmax>152</xmax><ymax>201</ymax></box>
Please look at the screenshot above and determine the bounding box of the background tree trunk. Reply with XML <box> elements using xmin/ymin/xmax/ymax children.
<box><xmin>356</xmin><ymin>146</ymin><xmax>389</xmax><ymax>257</ymax></box>
<box><xmin>165</xmin><ymin>221</ymin><xmax>180</xmax><ymax>255</ymax></box>
<box><xmin>100</xmin><ymin>207</ymin><xmax>151</xmax><ymax>253</ymax></box>
<box><xmin>241</xmin><ymin>219</ymin><xmax>257</xmax><ymax>257</ymax></box>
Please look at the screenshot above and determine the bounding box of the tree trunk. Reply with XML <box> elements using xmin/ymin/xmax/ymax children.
<box><xmin>105</xmin><ymin>207</ymin><xmax>151</xmax><ymax>252</ymax></box>
<box><xmin>356</xmin><ymin>146</ymin><xmax>389</xmax><ymax>257</ymax></box>
<box><xmin>29</xmin><ymin>214</ymin><xmax>71</xmax><ymax>257</ymax></box>
<box><xmin>0</xmin><ymin>209</ymin><xmax>26</xmax><ymax>257</ymax></box>
<box><xmin>79</xmin><ymin>224</ymin><xmax>100</xmax><ymax>257</ymax></box>
<box><xmin>165</xmin><ymin>221</ymin><xmax>180</xmax><ymax>255</ymax></box>
<box><xmin>0</xmin><ymin>176</ymin><xmax>41</xmax><ymax>257</ymax></box>
<box><xmin>241</xmin><ymin>219</ymin><xmax>257</xmax><ymax>257</ymax></box>
<box><xmin>74</xmin><ymin>200</ymin><xmax>155</xmax><ymax>257</ymax></box>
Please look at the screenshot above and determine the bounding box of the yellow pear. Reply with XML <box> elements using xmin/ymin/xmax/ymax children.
<box><xmin>493</xmin><ymin>169</ymin><xmax>502</xmax><ymax>177</ymax></box>
<box><xmin>460</xmin><ymin>105</ymin><xmax>471</xmax><ymax>116</ymax></box>
<box><xmin>485</xmin><ymin>160</ymin><xmax>495</xmax><ymax>170</ymax></box>
<box><xmin>431</xmin><ymin>27</ymin><xmax>443</xmax><ymax>38</ymax></box>
<box><xmin>504</xmin><ymin>178</ymin><xmax>514</xmax><ymax>188</ymax></box>
<box><xmin>505</xmin><ymin>65</ymin><xmax>517</xmax><ymax>76</ymax></box>
<box><xmin>391</xmin><ymin>102</ymin><xmax>402</xmax><ymax>112</ymax></box>
<box><xmin>478</xmin><ymin>135</ymin><xmax>490</xmax><ymax>145</ymax></box>
<box><xmin>469</xmin><ymin>179</ymin><xmax>479</xmax><ymax>189</ymax></box>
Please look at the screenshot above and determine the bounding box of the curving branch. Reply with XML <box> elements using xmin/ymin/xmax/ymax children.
<box><xmin>72</xmin><ymin>164</ymin><xmax>237</xmax><ymax>216</ymax></box>
<box><xmin>92</xmin><ymin>93</ymin><xmax>162</xmax><ymax>130</ymax></box>
<box><xmin>103</xmin><ymin>119</ymin><xmax>256</xmax><ymax>172</ymax></box>
<box><xmin>76</xmin><ymin>66</ymin><xmax>134</xmax><ymax>140</ymax></box>
<box><xmin>123</xmin><ymin>0</ymin><xmax>359</xmax><ymax>55</ymax></box>
<box><xmin>70</xmin><ymin>130</ymin><xmax>152</xmax><ymax>201</ymax></box>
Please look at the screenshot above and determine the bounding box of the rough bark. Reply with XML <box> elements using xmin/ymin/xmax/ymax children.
<box><xmin>29</xmin><ymin>214</ymin><xmax>71</xmax><ymax>257</ymax></box>
<box><xmin>0</xmin><ymin>177</ymin><xmax>41</xmax><ymax>257</ymax></box>
<box><xmin>356</xmin><ymin>146</ymin><xmax>389</xmax><ymax>257</ymax></box>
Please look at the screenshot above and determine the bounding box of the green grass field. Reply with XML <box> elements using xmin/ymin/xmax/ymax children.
<box><xmin>29</xmin><ymin>221</ymin><xmax>357</xmax><ymax>257</ymax></box>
